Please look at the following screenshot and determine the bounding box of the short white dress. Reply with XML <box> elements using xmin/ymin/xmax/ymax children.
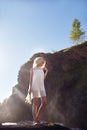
<box><xmin>31</xmin><ymin>67</ymin><xmax>46</xmax><ymax>99</ymax></box>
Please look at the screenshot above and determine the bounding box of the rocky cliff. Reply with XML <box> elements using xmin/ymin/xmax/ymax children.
<box><xmin>0</xmin><ymin>41</ymin><xmax>87</xmax><ymax>129</ymax></box>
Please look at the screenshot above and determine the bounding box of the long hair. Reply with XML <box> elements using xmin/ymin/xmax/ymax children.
<box><xmin>33</xmin><ymin>57</ymin><xmax>46</xmax><ymax>68</ymax></box>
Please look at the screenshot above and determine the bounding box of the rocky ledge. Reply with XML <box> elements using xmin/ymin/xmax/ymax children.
<box><xmin>0</xmin><ymin>121</ymin><xmax>71</xmax><ymax>130</ymax></box>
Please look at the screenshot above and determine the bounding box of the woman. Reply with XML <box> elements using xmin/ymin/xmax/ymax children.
<box><xmin>26</xmin><ymin>57</ymin><xmax>48</xmax><ymax>124</ymax></box>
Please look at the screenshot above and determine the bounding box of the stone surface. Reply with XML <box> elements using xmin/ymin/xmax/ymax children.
<box><xmin>1</xmin><ymin>121</ymin><xmax>71</xmax><ymax>130</ymax></box>
<box><xmin>0</xmin><ymin>41</ymin><xmax>87</xmax><ymax>129</ymax></box>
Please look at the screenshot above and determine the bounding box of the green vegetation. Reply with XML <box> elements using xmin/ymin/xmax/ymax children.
<box><xmin>70</xmin><ymin>19</ymin><xmax>85</xmax><ymax>44</ymax></box>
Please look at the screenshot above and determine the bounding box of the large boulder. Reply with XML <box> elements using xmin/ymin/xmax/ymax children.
<box><xmin>0</xmin><ymin>41</ymin><xmax>87</xmax><ymax>129</ymax></box>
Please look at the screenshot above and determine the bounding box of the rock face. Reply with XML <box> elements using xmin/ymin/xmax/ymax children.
<box><xmin>0</xmin><ymin>41</ymin><xmax>87</xmax><ymax>129</ymax></box>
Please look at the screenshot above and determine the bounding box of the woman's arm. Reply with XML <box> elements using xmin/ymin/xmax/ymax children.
<box><xmin>28</xmin><ymin>68</ymin><xmax>33</xmax><ymax>94</ymax></box>
<box><xmin>43</xmin><ymin>67</ymin><xmax>48</xmax><ymax>79</ymax></box>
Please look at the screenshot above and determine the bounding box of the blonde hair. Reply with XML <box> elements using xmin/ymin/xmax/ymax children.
<box><xmin>33</xmin><ymin>57</ymin><xmax>46</xmax><ymax>68</ymax></box>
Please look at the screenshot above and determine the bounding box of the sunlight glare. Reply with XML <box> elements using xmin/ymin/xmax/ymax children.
<box><xmin>0</xmin><ymin>48</ymin><xmax>6</xmax><ymax>69</ymax></box>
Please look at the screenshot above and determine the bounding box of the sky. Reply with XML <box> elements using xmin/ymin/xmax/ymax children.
<box><xmin>0</xmin><ymin>0</ymin><xmax>87</xmax><ymax>103</ymax></box>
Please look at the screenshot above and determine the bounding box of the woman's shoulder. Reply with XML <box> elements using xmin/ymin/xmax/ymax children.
<box><xmin>30</xmin><ymin>67</ymin><xmax>37</xmax><ymax>72</ymax></box>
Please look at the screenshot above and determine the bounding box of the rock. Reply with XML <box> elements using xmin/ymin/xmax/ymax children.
<box><xmin>0</xmin><ymin>41</ymin><xmax>87</xmax><ymax>129</ymax></box>
<box><xmin>1</xmin><ymin>121</ymin><xmax>71</xmax><ymax>130</ymax></box>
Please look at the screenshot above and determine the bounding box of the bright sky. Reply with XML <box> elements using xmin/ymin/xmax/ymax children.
<box><xmin>0</xmin><ymin>0</ymin><xmax>87</xmax><ymax>102</ymax></box>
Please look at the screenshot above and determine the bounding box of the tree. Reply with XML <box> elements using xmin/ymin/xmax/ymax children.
<box><xmin>70</xmin><ymin>19</ymin><xmax>85</xmax><ymax>44</ymax></box>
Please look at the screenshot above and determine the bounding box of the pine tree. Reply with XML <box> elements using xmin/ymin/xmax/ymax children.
<box><xmin>70</xmin><ymin>19</ymin><xmax>85</xmax><ymax>44</ymax></box>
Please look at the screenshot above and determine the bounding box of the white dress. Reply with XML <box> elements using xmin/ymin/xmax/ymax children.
<box><xmin>31</xmin><ymin>67</ymin><xmax>46</xmax><ymax>99</ymax></box>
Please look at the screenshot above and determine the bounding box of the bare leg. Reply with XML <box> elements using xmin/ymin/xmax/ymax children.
<box><xmin>36</xmin><ymin>96</ymin><xmax>47</xmax><ymax>122</ymax></box>
<box><xmin>32</xmin><ymin>98</ymin><xmax>39</xmax><ymax>122</ymax></box>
